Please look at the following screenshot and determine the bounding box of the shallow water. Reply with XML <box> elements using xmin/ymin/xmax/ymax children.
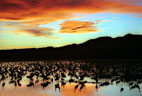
<box><xmin>0</xmin><ymin>61</ymin><xmax>142</xmax><ymax>96</ymax></box>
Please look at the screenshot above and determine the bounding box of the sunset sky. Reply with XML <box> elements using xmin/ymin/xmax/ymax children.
<box><xmin>0</xmin><ymin>0</ymin><xmax>142</xmax><ymax>50</ymax></box>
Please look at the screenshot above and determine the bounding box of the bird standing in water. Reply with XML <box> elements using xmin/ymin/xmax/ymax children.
<box><xmin>120</xmin><ymin>88</ymin><xmax>124</xmax><ymax>92</ymax></box>
<box><xmin>2</xmin><ymin>82</ymin><xmax>5</xmax><ymax>89</ymax></box>
<box><xmin>55</xmin><ymin>83</ymin><xmax>60</xmax><ymax>91</ymax></box>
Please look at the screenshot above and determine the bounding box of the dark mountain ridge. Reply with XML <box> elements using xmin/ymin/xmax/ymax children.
<box><xmin>0</xmin><ymin>34</ymin><xmax>142</xmax><ymax>61</ymax></box>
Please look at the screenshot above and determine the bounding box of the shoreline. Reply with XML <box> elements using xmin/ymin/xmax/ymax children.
<box><xmin>0</xmin><ymin>59</ymin><xmax>142</xmax><ymax>63</ymax></box>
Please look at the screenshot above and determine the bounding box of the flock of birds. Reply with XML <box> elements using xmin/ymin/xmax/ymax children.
<box><xmin>0</xmin><ymin>61</ymin><xmax>142</xmax><ymax>93</ymax></box>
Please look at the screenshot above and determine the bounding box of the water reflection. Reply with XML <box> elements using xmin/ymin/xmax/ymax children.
<box><xmin>0</xmin><ymin>61</ymin><xmax>142</xmax><ymax>96</ymax></box>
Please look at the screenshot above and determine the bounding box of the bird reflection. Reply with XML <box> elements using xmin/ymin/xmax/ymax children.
<box><xmin>74</xmin><ymin>84</ymin><xmax>79</xmax><ymax>92</ymax></box>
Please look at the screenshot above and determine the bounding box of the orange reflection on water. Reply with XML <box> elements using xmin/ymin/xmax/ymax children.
<box><xmin>0</xmin><ymin>83</ymin><xmax>105</xmax><ymax>96</ymax></box>
<box><xmin>61</xmin><ymin>83</ymin><xmax>103</xmax><ymax>96</ymax></box>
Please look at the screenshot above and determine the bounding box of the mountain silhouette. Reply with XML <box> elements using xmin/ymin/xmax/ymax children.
<box><xmin>0</xmin><ymin>34</ymin><xmax>142</xmax><ymax>61</ymax></box>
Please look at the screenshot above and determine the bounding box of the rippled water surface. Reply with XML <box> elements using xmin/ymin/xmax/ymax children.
<box><xmin>0</xmin><ymin>61</ymin><xmax>142</xmax><ymax>96</ymax></box>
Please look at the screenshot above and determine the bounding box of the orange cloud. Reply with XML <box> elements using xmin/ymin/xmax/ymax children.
<box><xmin>59</xmin><ymin>21</ymin><xmax>98</xmax><ymax>34</ymax></box>
<box><xmin>14</xmin><ymin>28</ymin><xmax>53</xmax><ymax>37</ymax></box>
<box><xmin>134</xmin><ymin>15</ymin><xmax>142</xmax><ymax>18</ymax></box>
<box><xmin>2</xmin><ymin>23</ymin><xmax>54</xmax><ymax>37</ymax></box>
<box><xmin>0</xmin><ymin>0</ymin><xmax>141</xmax><ymax>37</ymax></box>
<box><xmin>0</xmin><ymin>0</ymin><xmax>141</xmax><ymax>22</ymax></box>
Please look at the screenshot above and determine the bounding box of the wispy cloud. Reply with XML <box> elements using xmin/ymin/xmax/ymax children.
<box><xmin>14</xmin><ymin>28</ymin><xmax>53</xmax><ymax>37</ymax></box>
<box><xmin>1</xmin><ymin>23</ymin><xmax>54</xmax><ymax>37</ymax></box>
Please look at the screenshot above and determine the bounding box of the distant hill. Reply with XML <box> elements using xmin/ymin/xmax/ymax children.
<box><xmin>0</xmin><ymin>34</ymin><xmax>142</xmax><ymax>61</ymax></box>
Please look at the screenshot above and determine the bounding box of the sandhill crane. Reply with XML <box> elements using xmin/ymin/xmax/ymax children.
<box><xmin>55</xmin><ymin>84</ymin><xmax>60</xmax><ymax>91</ymax></box>
<box><xmin>17</xmin><ymin>80</ymin><xmax>22</xmax><ymax>86</ymax></box>
<box><xmin>41</xmin><ymin>82</ymin><xmax>50</xmax><ymax>89</ymax></box>
<box><xmin>61</xmin><ymin>73</ymin><xmax>66</xmax><ymax>78</ymax></box>
<box><xmin>9</xmin><ymin>80</ymin><xmax>15</xmax><ymax>84</ymax></box>
<box><xmin>61</xmin><ymin>81</ymin><xmax>66</xmax><ymax>87</ymax></box>
<box><xmin>116</xmin><ymin>81</ymin><xmax>120</xmax><ymax>85</ymax></box>
<box><xmin>69</xmin><ymin>78</ymin><xmax>74</xmax><ymax>83</ymax></box>
<box><xmin>129</xmin><ymin>82</ymin><xmax>133</xmax><ymax>86</ymax></box>
<box><xmin>111</xmin><ymin>78</ymin><xmax>118</xmax><ymax>84</ymax></box>
<box><xmin>130</xmin><ymin>84</ymin><xmax>140</xmax><ymax>92</ymax></box>
<box><xmin>137</xmin><ymin>81</ymin><xmax>141</xmax><ymax>84</ymax></box>
<box><xmin>2</xmin><ymin>82</ymin><xmax>5</xmax><ymax>89</ymax></box>
<box><xmin>27</xmin><ymin>81</ymin><xmax>34</xmax><ymax>87</ymax></box>
<box><xmin>100</xmin><ymin>82</ymin><xmax>110</xmax><ymax>87</ymax></box>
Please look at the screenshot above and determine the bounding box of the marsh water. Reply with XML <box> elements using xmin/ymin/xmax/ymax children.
<box><xmin>0</xmin><ymin>61</ymin><xmax>142</xmax><ymax>96</ymax></box>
